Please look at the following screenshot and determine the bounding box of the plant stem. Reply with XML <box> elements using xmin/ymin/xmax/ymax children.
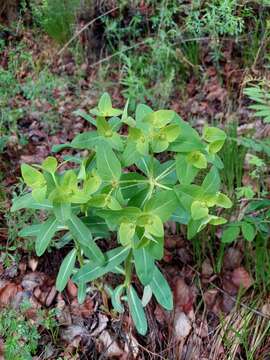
<box><xmin>124</xmin><ymin>251</ymin><xmax>132</xmax><ymax>288</ymax></box>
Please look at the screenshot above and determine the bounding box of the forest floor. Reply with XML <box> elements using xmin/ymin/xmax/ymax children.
<box><xmin>0</xmin><ymin>21</ymin><xmax>270</xmax><ymax>360</ymax></box>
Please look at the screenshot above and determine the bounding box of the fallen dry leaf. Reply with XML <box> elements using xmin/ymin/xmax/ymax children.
<box><xmin>45</xmin><ymin>285</ymin><xmax>57</xmax><ymax>307</ymax></box>
<box><xmin>67</xmin><ymin>279</ymin><xmax>77</xmax><ymax>299</ymax></box>
<box><xmin>231</xmin><ymin>267</ymin><xmax>253</xmax><ymax>289</ymax></box>
<box><xmin>70</xmin><ymin>297</ymin><xmax>94</xmax><ymax>318</ymax></box>
<box><xmin>223</xmin><ymin>248</ymin><xmax>243</xmax><ymax>270</ymax></box>
<box><xmin>60</xmin><ymin>324</ymin><xmax>88</xmax><ymax>343</ymax></box>
<box><xmin>28</xmin><ymin>258</ymin><xmax>39</xmax><ymax>271</ymax></box>
<box><xmin>98</xmin><ymin>330</ymin><xmax>123</xmax><ymax>358</ymax></box>
<box><xmin>203</xmin><ymin>289</ymin><xmax>218</xmax><ymax>309</ymax></box>
<box><xmin>0</xmin><ymin>282</ymin><xmax>21</xmax><ymax>306</ymax></box>
<box><xmin>174</xmin><ymin>311</ymin><xmax>192</xmax><ymax>340</ymax></box>
<box><xmin>174</xmin><ymin>278</ymin><xmax>195</xmax><ymax>313</ymax></box>
<box><xmin>201</xmin><ymin>259</ymin><xmax>213</xmax><ymax>277</ymax></box>
<box><xmin>90</xmin><ymin>313</ymin><xmax>108</xmax><ymax>337</ymax></box>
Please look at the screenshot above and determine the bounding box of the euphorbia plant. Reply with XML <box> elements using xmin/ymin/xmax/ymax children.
<box><xmin>12</xmin><ymin>93</ymin><xmax>232</xmax><ymax>335</ymax></box>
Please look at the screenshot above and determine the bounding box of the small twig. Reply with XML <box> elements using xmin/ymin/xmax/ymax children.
<box><xmin>57</xmin><ymin>7</ymin><xmax>119</xmax><ymax>56</ymax></box>
<box><xmin>89</xmin><ymin>39</ymin><xmax>151</xmax><ymax>68</ymax></box>
<box><xmin>186</xmin><ymin>264</ymin><xmax>270</xmax><ymax>320</ymax></box>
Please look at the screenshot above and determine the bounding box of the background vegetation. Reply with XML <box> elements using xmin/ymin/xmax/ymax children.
<box><xmin>0</xmin><ymin>0</ymin><xmax>269</xmax><ymax>359</ymax></box>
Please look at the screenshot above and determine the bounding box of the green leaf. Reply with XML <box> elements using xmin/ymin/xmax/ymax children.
<box><xmin>67</xmin><ymin>214</ymin><xmax>105</xmax><ymax>264</ymax></box>
<box><xmin>133</xmin><ymin>247</ymin><xmax>155</xmax><ymax>285</ymax></box>
<box><xmin>203</xmin><ymin>127</ymin><xmax>226</xmax><ymax>143</ymax></box>
<box><xmin>78</xmin><ymin>282</ymin><xmax>87</xmax><ymax>304</ymax></box>
<box><xmin>215</xmin><ymin>193</ymin><xmax>232</xmax><ymax>208</ymax></box>
<box><xmin>71</xmin><ymin>131</ymin><xmax>100</xmax><ymax>149</ymax></box>
<box><xmin>146</xmin><ymin>236</ymin><xmax>164</xmax><ymax>260</ymax></box>
<box><xmin>208</xmin><ymin>140</ymin><xmax>225</xmax><ymax>154</ymax></box>
<box><xmin>151</xmin><ymin>136</ymin><xmax>169</xmax><ymax>153</ymax></box>
<box><xmin>73</xmin><ymin>109</ymin><xmax>96</xmax><ymax>126</ymax></box>
<box><xmin>149</xmin><ymin>266</ymin><xmax>173</xmax><ymax>311</ymax></box>
<box><xmin>83</xmin><ymin>172</ymin><xmax>102</xmax><ymax>195</ymax></box>
<box><xmin>186</xmin><ymin>151</ymin><xmax>207</xmax><ymax>169</ymax></box>
<box><xmin>111</xmin><ymin>285</ymin><xmax>125</xmax><ymax>313</ymax></box>
<box><xmin>96</xmin><ymin>117</ymin><xmax>123</xmax><ymax>151</ymax></box>
<box><xmin>52</xmin><ymin>143</ymin><xmax>73</xmax><ymax>153</ymax></box>
<box><xmin>91</xmin><ymin>93</ymin><xmax>123</xmax><ymax>117</ymax></box>
<box><xmin>137</xmin><ymin>214</ymin><xmax>164</xmax><ymax>237</ymax></box>
<box><xmin>162</xmin><ymin>124</ymin><xmax>180</xmax><ymax>142</ymax></box>
<box><xmin>35</xmin><ymin>216</ymin><xmax>58</xmax><ymax>256</ymax></box>
<box><xmin>144</xmin><ymin>190</ymin><xmax>178</xmax><ymax>222</ymax></box>
<box><xmin>176</xmin><ymin>154</ymin><xmax>198</xmax><ymax>185</ymax></box>
<box><xmin>202</xmin><ymin>166</ymin><xmax>220</xmax><ymax>194</ymax></box>
<box><xmin>174</xmin><ymin>184</ymin><xmax>203</xmax><ymax>212</ymax></box>
<box><xmin>11</xmin><ymin>193</ymin><xmax>52</xmax><ymax>212</ymax></box>
<box><xmin>56</xmin><ymin>249</ymin><xmax>77</xmax><ymax>292</ymax></box>
<box><xmin>221</xmin><ymin>226</ymin><xmax>240</xmax><ymax>243</ymax></box>
<box><xmin>32</xmin><ymin>186</ymin><xmax>47</xmax><ymax>202</ymax></box>
<box><xmin>208</xmin><ymin>215</ymin><xmax>227</xmax><ymax>225</ymax></box>
<box><xmin>187</xmin><ymin>218</ymin><xmax>202</xmax><ymax>239</ymax></box>
<box><xmin>19</xmin><ymin>224</ymin><xmax>42</xmax><ymax>237</ymax></box>
<box><xmin>21</xmin><ymin>164</ymin><xmax>46</xmax><ymax>189</ymax></box>
<box><xmin>127</xmin><ymin>285</ymin><xmax>148</xmax><ymax>335</ymax></box>
<box><xmin>119</xmin><ymin>172</ymin><xmax>147</xmax><ymax>199</ymax></box>
<box><xmin>119</xmin><ymin>222</ymin><xmax>135</xmax><ymax>246</ymax></box>
<box><xmin>53</xmin><ymin>202</ymin><xmax>71</xmax><ymax>223</ymax></box>
<box><xmin>153</xmin><ymin>159</ymin><xmax>177</xmax><ymax>186</ymax></box>
<box><xmin>42</xmin><ymin>156</ymin><xmax>58</xmax><ymax>173</ymax></box>
<box><xmin>122</xmin><ymin>142</ymin><xmax>140</xmax><ymax>166</ymax></box>
<box><xmin>168</xmin><ymin>117</ymin><xmax>204</xmax><ymax>152</ymax></box>
<box><xmin>73</xmin><ymin>247</ymin><xmax>130</xmax><ymax>283</ymax></box>
<box><xmin>81</xmin><ymin>216</ymin><xmax>110</xmax><ymax>238</ymax></box>
<box><xmin>97</xmin><ymin>207</ymin><xmax>141</xmax><ymax>225</ymax></box>
<box><xmin>135</xmin><ymin>104</ymin><xmax>153</xmax><ymax>125</ymax></box>
<box><xmin>96</xmin><ymin>143</ymin><xmax>121</xmax><ymax>181</ymax></box>
<box><xmin>142</xmin><ymin>285</ymin><xmax>152</xmax><ymax>307</ymax></box>
<box><xmin>241</xmin><ymin>221</ymin><xmax>256</xmax><ymax>241</ymax></box>
<box><xmin>191</xmin><ymin>200</ymin><xmax>208</xmax><ymax>220</ymax></box>
<box><xmin>98</xmin><ymin>92</ymin><xmax>112</xmax><ymax>113</ymax></box>
<box><xmin>145</xmin><ymin>110</ymin><xmax>175</xmax><ymax>128</ymax></box>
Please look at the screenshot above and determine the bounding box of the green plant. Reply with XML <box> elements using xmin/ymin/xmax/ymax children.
<box><xmin>186</xmin><ymin>0</ymin><xmax>245</xmax><ymax>38</ymax></box>
<box><xmin>244</xmin><ymin>85</ymin><xmax>270</xmax><ymax>123</ymax></box>
<box><xmin>12</xmin><ymin>93</ymin><xmax>232</xmax><ymax>335</ymax></box>
<box><xmin>31</xmin><ymin>0</ymin><xmax>81</xmax><ymax>44</ymax></box>
<box><xmin>0</xmin><ymin>305</ymin><xmax>40</xmax><ymax>360</ymax></box>
<box><xmin>220</xmin><ymin>121</ymin><xmax>246</xmax><ymax>197</ymax></box>
<box><xmin>101</xmin><ymin>1</ymin><xmax>187</xmax><ymax>108</ymax></box>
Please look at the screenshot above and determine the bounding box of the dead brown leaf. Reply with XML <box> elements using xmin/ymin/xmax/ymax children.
<box><xmin>231</xmin><ymin>267</ymin><xmax>253</xmax><ymax>289</ymax></box>
<box><xmin>0</xmin><ymin>282</ymin><xmax>21</xmax><ymax>306</ymax></box>
<box><xmin>174</xmin><ymin>278</ymin><xmax>195</xmax><ymax>313</ymax></box>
